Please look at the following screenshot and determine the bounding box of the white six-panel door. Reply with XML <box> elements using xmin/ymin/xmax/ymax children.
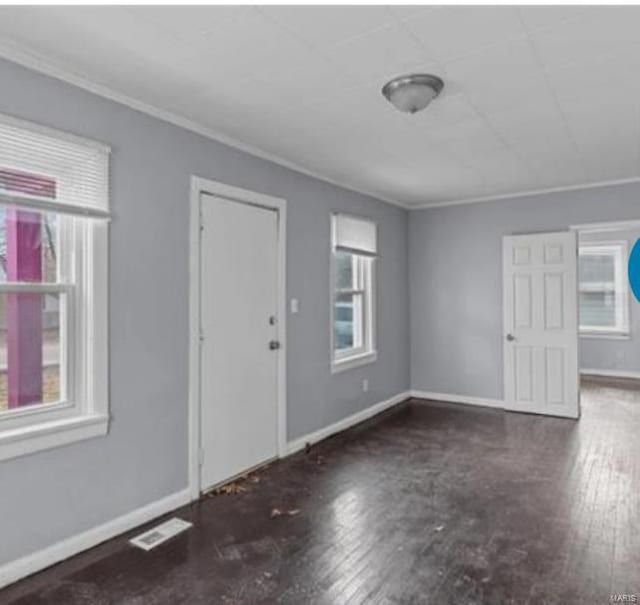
<box><xmin>199</xmin><ymin>193</ymin><xmax>279</xmax><ymax>491</ymax></box>
<box><xmin>503</xmin><ymin>231</ymin><xmax>580</xmax><ymax>419</ymax></box>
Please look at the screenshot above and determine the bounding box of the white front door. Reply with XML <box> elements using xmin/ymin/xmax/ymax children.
<box><xmin>503</xmin><ymin>231</ymin><xmax>580</xmax><ymax>419</ymax></box>
<box><xmin>199</xmin><ymin>192</ymin><xmax>279</xmax><ymax>491</ymax></box>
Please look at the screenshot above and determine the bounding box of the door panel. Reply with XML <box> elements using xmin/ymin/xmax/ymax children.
<box><xmin>503</xmin><ymin>231</ymin><xmax>579</xmax><ymax>418</ymax></box>
<box><xmin>544</xmin><ymin>273</ymin><xmax>564</xmax><ymax>330</ymax></box>
<box><xmin>514</xmin><ymin>274</ymin><xmax>532</xmax><ymax>329</ymax></box>
<box><xmin>544</xmin><ymin>243</ymin><xmax>564</xmax><ymax>264</ymax></box>
<box><xmin>513</xmin><ymin>244</ymin><xmax>532</xmax><ymax>265</ymax></box>
<box><xmin>199</xmin><ymin>193</ymin><xmax>279</xmax><ymax>491</ymax></box>
<box><xmin>515</xmin><ymin>346</ymin><xmax>533</xmax><ymax>402</ymax></box>
<box><xmin>546</xmin><ymin>347</ymin><xmax>565</xmax><ymax>404</ymax></box>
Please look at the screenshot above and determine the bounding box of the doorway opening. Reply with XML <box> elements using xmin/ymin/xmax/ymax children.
<box><xmin>574</xmin><ymin>219</ymin><xmax>640</xmax><ymax>415</ymax></box>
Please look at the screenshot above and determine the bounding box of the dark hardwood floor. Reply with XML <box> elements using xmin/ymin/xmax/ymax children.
<box><xmin>4</xmin><ymin>377</ymin><xmax>640</xmax><ymax>604</ymax></box>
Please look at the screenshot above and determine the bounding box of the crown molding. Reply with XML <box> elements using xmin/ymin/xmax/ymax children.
<box><xmin>0</xmin><ymin>39</ymin><xmax>410</xmax><ymax>211</ymax></box>
<box><xmin>569</xmin><ymin>218</ymin><xmax>640</xmax><ymax>234</ymax></box>
<box><xmin>410</xmin><ymin>176</ymin><xmax>640</xmax><ymax>210</ymax></box>
<box><xmin>3</xmin><ymin>38</ymin><xmax>639</xmax><ymax>214</ymax></box>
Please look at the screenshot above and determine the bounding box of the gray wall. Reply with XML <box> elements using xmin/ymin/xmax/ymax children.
<box><xmin>0</xmin><ymin>58</ymin><xmax>409</xmax><ymax>567</ymax></box>
<box><xmin>579</xmin><ymin>226</ymin><xmax>640</xmax><ymax>373</ymax></box>
<box><xmin>409</xmin><ymin>184</ymin><xmax>640</xmax><ymax>399</ymax></box>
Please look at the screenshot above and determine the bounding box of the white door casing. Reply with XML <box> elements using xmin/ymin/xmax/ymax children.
<box><xmin>198</xmin><ymin>191</ymin><xmax>281</xmax><ymax>491</ymax></box>
<box><xmin>503</xmin><ymin>231</ymin><xmax>580</xmax><ymax>419</ymax></box>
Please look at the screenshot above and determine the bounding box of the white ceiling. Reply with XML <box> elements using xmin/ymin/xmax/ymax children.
<box><xmin>0</xmin><ymin>5</ymin><xmax>639</xmax><ymax>207</ymax></box>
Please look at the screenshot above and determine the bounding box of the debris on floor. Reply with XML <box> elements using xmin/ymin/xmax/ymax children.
<box><xmin>270</xmin><ymin>507</ymin><xmax>301</xmax><ymax>519</ymax></box>
<box><xmin>434</xmin><ymin>525</ymin><xmax>445</xmax><ymax>532</ymax></box>
<box><xmin>207</xmin><ymin>472</ymin><xmax>262</xmax><ymax>497</ymax></box>
<box><xmin>304</xmin><ymin>442</ymin><xmax>327</xmax><ymax>465</ymax></box>
<box><xmin>214</xmin><ymin>482</ymin><xmax>247</xmax><ymax>496</ymax></box>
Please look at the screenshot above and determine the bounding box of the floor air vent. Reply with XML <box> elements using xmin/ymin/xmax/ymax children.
<box><xmin>130</xmin><ymin>517</ymin><xmax>192</xmax><ymax>551</ymax></box>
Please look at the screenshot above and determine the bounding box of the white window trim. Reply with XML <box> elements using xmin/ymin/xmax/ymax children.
<box><xmin>0</xmin><ymin>210</ymin><xmax>109</xmax><ymax>461</ymax></box>
<box><xmin>330</xmin><ymin>217</ymin><xmax>377</xmax><ymax>374</ymax></box>
<box><xmin>332</xmin><ymin>349</ymin><xmax>378</xmax><ymax>374</ymax></box>
<box><xmin>578</xmin><ymin>241</ymin><xmax>630</xmax><ymax>338</ymax></box>
<box><xmin>580</xmin><ymin>332</ymin><xmax>631</xmax><ymax>340</ymax></box>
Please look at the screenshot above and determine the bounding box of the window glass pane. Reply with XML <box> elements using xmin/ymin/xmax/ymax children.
<box><xmin>578</xmin><ymin>247</ymin><xmax>625</xmax><ymax>331</ymax></box>
<box><xmin>335</xmin><ymin>251</ymin><xmax>354</xmax><ymax>291</ymax></box>
<box><xmin>334</xmin><ymin>293</ymin><xmax>353</xmax><ymax>350</ymax></box>
<box><xmin>579</xmin><ymin>291</ymin><xmax>617</xmax><ymax>327</ymax></box>
<box><xmin>579</xmin><ymin>253</ymin><xmax>615</xmax><ymax>285</ymax></box>
<box><xmin>0</xmin><ymin>205</ymin><xmax>59</xmax><ymax>283</ymax></box>
<box><xmin>0</xmin><ymin>292</ymin><xmax>63</xmax><ymax>412</ymax></box>
<box><xmin>0</xmin><ymin>168</ymin><xmax>56</xmax><ymax>199</ymax></box>
<box><xmin>334</xmin><ymin>293</ymin><xmax>363</xmax><ymax>351</ymax></box>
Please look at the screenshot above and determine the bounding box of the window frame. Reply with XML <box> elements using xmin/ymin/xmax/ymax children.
<box><xmin>330</xmin><ymin>219</ymin><xmax>377</xmax><ymax>374</ymax></box>
<box><xmin>0</xmin><ymin>211</ymin><xmax>109</xmax><ymax>460</ymax></box>
<box><xmin>0</xmin><ymin>192</ymin><xmax>108</xmax><ymax>458</ymax></box>
<box><xmin>578</xmin><ymin>241</ymin><xmax>630</xmax><ymax>338</ymax></box>
<box><xmin>0</xmin><ymin>282</ymin><xmax>74</xmax><ymax>429</ymax></box>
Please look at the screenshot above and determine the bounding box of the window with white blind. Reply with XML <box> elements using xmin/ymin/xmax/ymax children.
<box><xmin>0</xmin><ymin>113</ymin><xmax>109</xmax><ymax>461</ymax></box>
<box><xmin>579</xmin><ymin>242</ymin><xmax>629</xmax><ymax>337</ymax></box>
<box><xmin>331</xmin><ymin>213</ymin><xmax>377</xmax><ymax>372</ymax></box>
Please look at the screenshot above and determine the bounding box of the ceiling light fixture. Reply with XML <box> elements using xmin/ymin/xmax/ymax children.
<box><xmin>382</xmin><ymin>74</ymin><xmax>444</xmax><ymax>114</ymax></box>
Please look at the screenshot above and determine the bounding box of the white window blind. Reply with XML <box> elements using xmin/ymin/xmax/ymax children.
<box><xmin>0</xmin><ymin>112</ymin><xmax>110</xmax><ymax>218</ymax></box>
<box><xmin>333</xmin><ymin>213</ymin><xmax>377</xmax><ymax>257</ymax></box>
<box><xmin>579</xmin><ymin>242</ymin><xmax>629</xmax><ymax>335</ymax></box>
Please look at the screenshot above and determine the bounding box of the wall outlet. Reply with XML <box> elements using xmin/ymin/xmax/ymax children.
<box><xmin>290</xmin><ymin>298</ymin><xmax>299</xmax><ymax>314</ymax></box>
<box><xmin>362</xmin><ymin>378</ymin><xmax>369</xmax><ymax>392</ymax></box>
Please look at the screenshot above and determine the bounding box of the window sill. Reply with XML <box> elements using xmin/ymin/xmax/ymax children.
<box><xmin>580</xmin><ymin>331</ymin><xmax>630</xmax><ymax>340</ymax></box>
<box><xmin>0</xmin><ymin>413</ymin><xmax>109</xmax><ymax>462</ymax></box>
<box><xmin>332</xmin><ymin>351</ymin><xmax>378</xmax><ymax>374</ymax></box>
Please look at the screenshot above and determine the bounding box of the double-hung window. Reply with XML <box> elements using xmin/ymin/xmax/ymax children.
<box><xmin>331</xmin><ymin>213</ymin><xmax>377</xmax><ymax>372</ymax></box>
<box><xmin>0</xmin><ymin>114</ymin><xmax>109</xmax><ymax>461</ymax></box>
<box><xmin>578</xmin><ymin>241</ymin><xmax>629</xmax><ymax>337</ymax></box>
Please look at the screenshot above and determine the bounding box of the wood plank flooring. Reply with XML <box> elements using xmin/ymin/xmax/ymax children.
<box><xmin>3</xmin><ymin>377</ymin><xmax>640</xmax><ymax>604</ymax></box>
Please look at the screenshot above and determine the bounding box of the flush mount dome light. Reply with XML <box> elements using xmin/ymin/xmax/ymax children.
<box><xmin>382</xmin><ymin>73</ymin><xmax>444</xmax><ymax>114</ymax></box>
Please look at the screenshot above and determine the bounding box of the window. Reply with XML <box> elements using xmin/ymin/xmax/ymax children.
<box><xmin>331</xmin><ymin>213</ymin><xmax>377</xmax><ymax>372</ymax></box>
<box><xmin>579</xmin><ymin>242</ymin><xmax>629</xmax><ymax>337</ymax></box>
<box><xmin>0</xmin><ymin>114</ymin><xmax>109</xmax><ymax>461</ymax></box>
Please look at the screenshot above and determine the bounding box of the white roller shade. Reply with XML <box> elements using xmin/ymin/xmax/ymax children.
<box><xmin>0</xmin><ymin>112</ymin><xmax>110</xmax><ymax>218</ymax></box>
<box><xmin>333</xmin><ymin>213</ymin><xmax>378</xmax><ymax>257</ymax></box>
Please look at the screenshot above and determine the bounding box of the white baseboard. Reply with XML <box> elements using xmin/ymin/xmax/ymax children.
<box><xmin>2</xmin><ymin>392</ymin><xmax>411</xmax><ymax>590</ymax></box>
<box><xmin>410</xmin><ymin>390</ymin><xmax>504</xmax><ymax>410</ymax></box>
<box><xmin>0</xmin><ymin>488</ymin><xmax>191</xmax><ymax>590</ymax></box>
<box><xmin>287</xmin><ymin>391</ymin><xmax>410</xmax><ymax>455</ymax></box>
<box><xmin>581</xmin><ymin>369</ymin><xmax>640</xmax><ymax>380</ymax></box>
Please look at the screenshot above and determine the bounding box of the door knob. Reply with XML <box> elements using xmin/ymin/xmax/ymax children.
<box><xmin>269</xmin><ymin>340</ymin><xmax>281</xmax><ymax>350</ymax></box>
<box><xmin>506</xmin><ymin>334</ymin><xmax>516</xmax><ymax>342</ymax></box>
